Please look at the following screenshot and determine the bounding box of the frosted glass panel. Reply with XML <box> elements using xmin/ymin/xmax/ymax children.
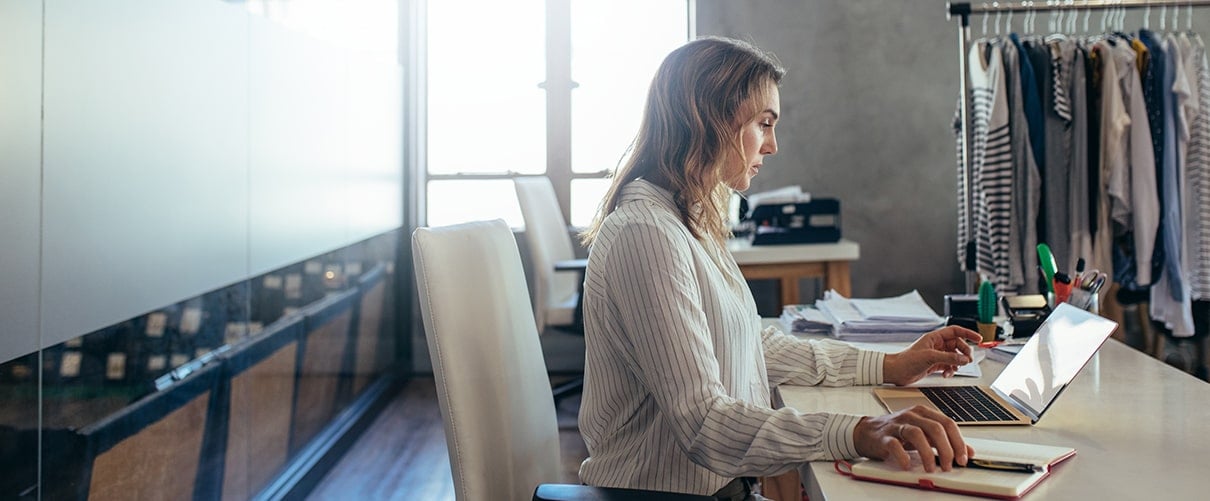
<box><xmin>570</xmin><ymin>0</ymin><xmax>688</xmax><ymax>173</ymax></box>
<box><xmin>427</xmin><ymin>0</ymin><xmax>546</xmax><ymax>175</ymax></box>
<box><xmin>0</xmin><ymin>1</ymin><xmax>42</xmax><ymax>364</ymax></box>
<box><xmin>41</xmin><ymin>0</ymin><xmax>250</xmax><ymax>347</ymax></box>
<box><xmin>248</xmin><ymin>16</ymin><xmax>351</xmax><ymax>275</ymax></box>
<box><xmin>570</xmin><ymin>178</ymin><xmax>610</xmax><ymax>228</ymax></box>
<box><xmin>346</xmin><ymin>55</ymin><xmax>404</xmax><ymax>242</ymax></box>
<box><xmin>426</xmin><ymin>180</ymin><xmax>523</xmax><ymax>228</ymax></box>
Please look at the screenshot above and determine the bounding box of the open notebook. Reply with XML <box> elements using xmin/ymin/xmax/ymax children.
<box><xmin>836</xmin><ymin>437</ymin><xmax>1076</xmax><ymax>499</ymax></box>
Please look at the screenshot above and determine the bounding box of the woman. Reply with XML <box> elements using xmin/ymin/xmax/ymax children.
<box><xmin>577</xmin><ymin>37</ymin><xmax>981</xmax><ymax>498</ymax></box>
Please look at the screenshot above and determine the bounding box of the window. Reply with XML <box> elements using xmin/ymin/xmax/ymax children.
<box><xmin>424</xmin><ymin>0</ymin><xmax>692</xmax><ymax>228</ymax></box>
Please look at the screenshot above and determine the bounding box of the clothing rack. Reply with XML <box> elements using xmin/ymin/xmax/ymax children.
<box><xmin>945</xmin><ymin>0</ymin><xmax>1210</xmax><ymax>290</ymax></box>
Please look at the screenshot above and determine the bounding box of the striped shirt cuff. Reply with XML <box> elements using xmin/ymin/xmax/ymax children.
<box><xmin>823</xmin><ymin>413</ymin><xmax>864</xmax><ymax>459</ymax></box>
<box><xmin>854</xmin><ymin>349</ymin><xmax>885</xmax><ymax>385</ymax></box>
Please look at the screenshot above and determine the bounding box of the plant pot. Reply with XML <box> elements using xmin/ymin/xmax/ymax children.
<box><xmin>977</xmin><ymin>322</ymin><xmax>998</xmax><ymax>343</ymax></box>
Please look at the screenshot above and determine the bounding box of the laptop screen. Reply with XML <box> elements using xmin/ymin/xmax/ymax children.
<box><xmin>990</xmin><ymin>303</ymin><xmax>1118</xmax><ymax>418</ymax></box>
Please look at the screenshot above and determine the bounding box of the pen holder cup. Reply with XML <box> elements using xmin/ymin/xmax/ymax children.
<box><xmin>976</xmin><ymin>322</ymin><xmax>999</xmax><ymax>343</ymax></box>
<box><xmin>1066</xmin><ymin>289</ymin><xmax>1100</xmax><ymax>314</ymax></box>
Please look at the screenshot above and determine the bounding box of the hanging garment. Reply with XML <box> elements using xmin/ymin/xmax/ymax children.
<box><xmin>1112</xmin><ymin>36</ymin><xmax>1160</xmax><ymax>289</ymax></box>
<box><xmin>1146</xmin><ymin>32</ymin><xmax>1193</xmax><ymax>336</ymax></box>
<box><xmin>1085</xmin><ymin>41</ymin><xmax>1108</xmax><ymax>275</ymax></box>
<box><xmin>1011</xmin><ymin>34</ymin><xmax>1047</xmax><ymax>179</ymax></box>
<box><xmin>1138</xmin><ymin>30</ymin><xmax>1182</xmax><ymax>298</ymax></box>
<box><xmin>1094</xmin><ymin>40</ymin><xmax>1131</xmax><ymax>276</ymax></box>
<box><xmin>1068</xmin><ymin>46</ymin><xmax>1093</xmax><ymax>275</ymax></box>
<box><xmin>957</xmin><ymin>41</ymin><xmax>996</xmax><ymax>273</ymax></box>
<box><xmin>1190</xmin><ymin>35</ymin><xmax>1210</xmax><ymax>299</ymax></box>
<box><xmin>970</xmin><ymin>41</ymin><xmax>1015</xmax><ymax>290</ymax></box>
<box><xmin>1027</xmin><ymin>38</ymin><xmax>1075</xmax><ymax>270</ymax></box>
<box><xmin>1176</xmin><ymin>35</ymin><xmax>1199</xmax><ymax>295</ymax></box>
<box><xmin>1003</xmin><ymin>40</ymin><xmax>1043</xmax><ymax>293</ymax></box>
<box><xmin>1086</xmin><ymin>42</ymin><xmax>1112</xmax><ymax>277</ymax></box>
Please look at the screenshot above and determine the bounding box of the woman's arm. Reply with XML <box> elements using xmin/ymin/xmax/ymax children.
<box><xmin>760</xmin><ymin>325</ymin><xmax>884</xmax><ymax>387</ymax></box>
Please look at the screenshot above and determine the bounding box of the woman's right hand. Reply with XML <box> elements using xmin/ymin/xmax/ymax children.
<box><xmin>852</xmin><ymin>406</ymin><xmax>973</xmax><ymax>472</ymax></box>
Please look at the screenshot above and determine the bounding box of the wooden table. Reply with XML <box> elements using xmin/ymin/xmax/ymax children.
<box><xmin>727</xmin><ymin>239</ymin><xmax>859</xmax><ymax>306</ymax></box>
<box><xmin>777</xmin><ymin>331</ymin><xmax>1210</xmax><ymax>500</ymax></box>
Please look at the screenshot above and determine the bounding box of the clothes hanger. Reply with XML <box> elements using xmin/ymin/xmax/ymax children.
<box><xmin>983</xmin><ymin>3</ymin><xmax>991</xmax><ymax>36</ymax></box>
<box><xmin>1047</xmin><ymin>1</ymin><xmax>1057</xmax><ymax>33</ymax></box>
<box><xmin>995</xmin><ymin>3</ymin><xmax>1003</xmax><ymax>35</ymax></box>
<box><xmin>1074</xmin><ymin>0</ymin><xmax>1084</xmax><ymax>34</ymax></box>
<box><xmin>1089</xmin><ymin>0</ymin><xmax>1098</xmax><ymax>33</ymax></box>
<box><xmin>1189</xmin><ymin>1</ymin><xmax>1195</xmax><ymax>32</ymax></box>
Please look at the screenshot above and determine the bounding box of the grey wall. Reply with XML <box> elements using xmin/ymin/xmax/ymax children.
<box><xmin>698</xmin><ymin>0</ymin><xmax>966</xmax><ymax>309</ymax></box>
<box><xmin>0</xmin><ymin>0</ymin><xmax>403</xmax><ymax>364</ymax></box>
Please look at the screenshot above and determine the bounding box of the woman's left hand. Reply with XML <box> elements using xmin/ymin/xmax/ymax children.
<box><xmin>883</xmin><ymin>326</ymin><xmax>982</xmax><ymax>386</ymax></box>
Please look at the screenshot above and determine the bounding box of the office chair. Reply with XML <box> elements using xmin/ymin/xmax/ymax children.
<box><xmin>514</xmin><ymin>177</ymin><xmax>587</xmax><ymax>400</ymax></box>
<box><xmin>412</xmin><ymin>220</ymin><xmax>710</xmax><ymax>501</ymax></box>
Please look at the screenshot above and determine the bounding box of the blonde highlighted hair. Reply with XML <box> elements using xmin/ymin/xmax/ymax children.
<box><xmin>581</xmin><ymin>36</ymin><xmax>785</xmax><ymax>246</ymax></box>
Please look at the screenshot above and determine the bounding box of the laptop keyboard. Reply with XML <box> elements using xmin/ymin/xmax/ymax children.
<box><xmin>918</xmin><ymin>386</ymin><xmax>1017</xmax><ymax>422</ymax></box>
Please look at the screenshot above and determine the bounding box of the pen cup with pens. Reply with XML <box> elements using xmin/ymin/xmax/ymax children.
<box><xmin>1037</xmin><ymin>244</ymin><xmax>1104</xmax><ymax>315</ymax></box>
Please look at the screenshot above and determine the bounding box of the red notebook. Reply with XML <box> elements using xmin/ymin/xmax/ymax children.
<box><xmin>835</xmin><ymin>437</ymin><xmax>1076</xmax><ymax>499</ymax></box>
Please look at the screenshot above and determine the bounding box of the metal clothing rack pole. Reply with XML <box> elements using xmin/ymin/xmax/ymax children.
<box><xmin>944</xmin><ymin>0</ymin><xmax>1210</xmax><ymax>291</ymax></box>
<box><xmin>951</xmin><ymin>0</ymin><xmax>1210</xmax><ymax>15</ymax></box>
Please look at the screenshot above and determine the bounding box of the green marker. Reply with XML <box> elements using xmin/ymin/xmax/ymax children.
<box><xmin>1037</xmin><ymin>243</ymin><xmax>1057</xmax><ymax>293</ymax></box>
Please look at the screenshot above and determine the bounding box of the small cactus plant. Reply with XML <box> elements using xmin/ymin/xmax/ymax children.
<box><xmin>978</xmin><ymin>280</ymin><xmax>997</xmax><ymax>324</ymax></box>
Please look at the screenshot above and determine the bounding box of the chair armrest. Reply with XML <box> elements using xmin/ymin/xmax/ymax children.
<box><xmin>533</xmin><ymin>484</ymin><xmax>715</xmax><ymax>501</ymax></box>
<box><xmin>553</xmin><ymin>259</ymin><xmax>588</xmax><ymax>272</ymax></box>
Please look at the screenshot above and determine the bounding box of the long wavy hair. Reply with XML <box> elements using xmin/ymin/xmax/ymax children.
<box><xmin>580</xmin><ymin>37</ymin><xmax>785</xmax><ymax>246</ymax></box>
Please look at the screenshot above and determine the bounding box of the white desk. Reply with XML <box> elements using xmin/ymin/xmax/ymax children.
<box><xmin>779</xmin><ymin>337</ymin><xmax>1210</xmax><ymax>499</ymax></box>
<box><xmin>727</xmin><ymin>239</ymin><xmax>859</xmax><ymax>306</ymax></box>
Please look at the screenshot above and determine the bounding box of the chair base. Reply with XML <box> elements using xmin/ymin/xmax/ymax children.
<box><xmin>533</xmin><ymin>484</ymin><xmax>715</xmax><ymax>501</ymax></box>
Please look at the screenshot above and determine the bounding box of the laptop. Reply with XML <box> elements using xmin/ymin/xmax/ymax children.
<box><xmin>873</xmin><ymin>303</ymin><xmax>1118</xmax><ymax>425</ymax></box>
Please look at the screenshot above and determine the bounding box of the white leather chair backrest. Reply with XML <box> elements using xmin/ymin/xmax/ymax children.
<box><xmin>412</xmin><ymin>219</ymin><xmax>562</xmax><ymax>501</ymax></box>
<box><xmin>514</xmin><ymin>177</ymin><xmax>579</xmax><ymax>332</ymax></box>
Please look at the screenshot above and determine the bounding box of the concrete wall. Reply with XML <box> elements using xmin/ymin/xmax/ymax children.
<box><xmin>698</xmin><ymin>0</ymin><xmax>966</xmax><ymax>309</ymax></box>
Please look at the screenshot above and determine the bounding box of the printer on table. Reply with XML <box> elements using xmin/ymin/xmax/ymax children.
<box><xmin>738</xmin><ymin>186</ymin><xmax>841</xmax><ymax>245</ymax></box>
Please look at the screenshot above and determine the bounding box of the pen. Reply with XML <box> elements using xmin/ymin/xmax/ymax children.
<box><xmin>937</xmin><ymin>456</ymin><xmax>1044</xmax><ymax>474</ymax></box>
<box><xmin>1037</xmin><ymin>244</ymin><xmax>1057</xmax><ymax>293</ymax></box>
<box><xmin>1036</xmin><ymin>266</ymin><xmax>1052</xmax><ymax>294</ymax></box>
<box><xmin>1053</xmin><ymin>272</ymin><xmax>1074</xmax><ymax>305</ymax></box>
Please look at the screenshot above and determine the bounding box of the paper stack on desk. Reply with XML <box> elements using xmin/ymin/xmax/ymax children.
<box><xmin>779</xmin><ymin>305</ymin><xmax>835</xmax><ymax>335</ymax></box>
<box><xmin>782</xmin><ymin>290</ymin><xmax>945</xmax><ymax>343</ymax></box>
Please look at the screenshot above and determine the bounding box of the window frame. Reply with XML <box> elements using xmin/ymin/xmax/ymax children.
<box><xmin>419</xmin><ymin>0</ymin><xmax>695</xmax><ymax>226</ymax></box>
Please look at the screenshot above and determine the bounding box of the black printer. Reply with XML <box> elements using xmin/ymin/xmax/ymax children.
<box><xmin>742</xmin><ymin>198</ymin><xmax>842</xmax><ymax>245</ymax></box>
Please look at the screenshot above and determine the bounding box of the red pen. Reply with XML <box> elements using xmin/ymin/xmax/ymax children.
<box><xmin>1054</xmin><ymin>272</ymin><xmax>1074</xmax><ymax>305</ymax></box>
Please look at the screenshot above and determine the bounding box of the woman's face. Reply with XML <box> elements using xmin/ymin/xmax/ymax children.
<box><xmin>724</xmin><ymin>84</ymin><xmax>780</xmax><ymax>192</ymax></box>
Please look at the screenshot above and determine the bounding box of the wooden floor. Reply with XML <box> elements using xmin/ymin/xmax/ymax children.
<box><xmin>308</xmin><ymin>377</ymin><xmax>587</xmax><ymax>500</ymax></box>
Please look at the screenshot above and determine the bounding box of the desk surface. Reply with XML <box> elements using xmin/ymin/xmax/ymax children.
<box><xmin>779</xmin><ymin>331</ymin><xmax>1210</xmax><ymax>499</ymax></box>
<box><xmin>727</xmin><ymin>238</ymin><xmax>859</xmax><ymax>265</ymax></box>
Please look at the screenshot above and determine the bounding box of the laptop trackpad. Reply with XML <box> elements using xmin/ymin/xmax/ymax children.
<box><xmin>875</xmin><ymin>388</ymin><xmax>937</xmax><ymax>413</ymax></box>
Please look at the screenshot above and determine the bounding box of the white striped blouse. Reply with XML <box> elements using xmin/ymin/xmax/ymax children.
<box><xmin>577</xmin><ymin>179</ymin><xmax>884</xmax><ymax>495</ymax></box>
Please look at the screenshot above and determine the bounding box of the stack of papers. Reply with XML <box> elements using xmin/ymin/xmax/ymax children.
<box><xmin>986</xmin><ymin>343</ymin><xmax>1024</xmax><ymax>363</ymax></box>
<box><xmin>782</xmin><ymin>290</ymin><xmax>945</xmax><ymax>343</ymax></box>
<box><xmin>745</xmin><ymin>185</ymin><xmax>811</xmax><ymax>218</ymax></box>
<box><xmin>779</xmin><ymin>305</ymin><xmax>835</xmax><ymax>335</ymax></box>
